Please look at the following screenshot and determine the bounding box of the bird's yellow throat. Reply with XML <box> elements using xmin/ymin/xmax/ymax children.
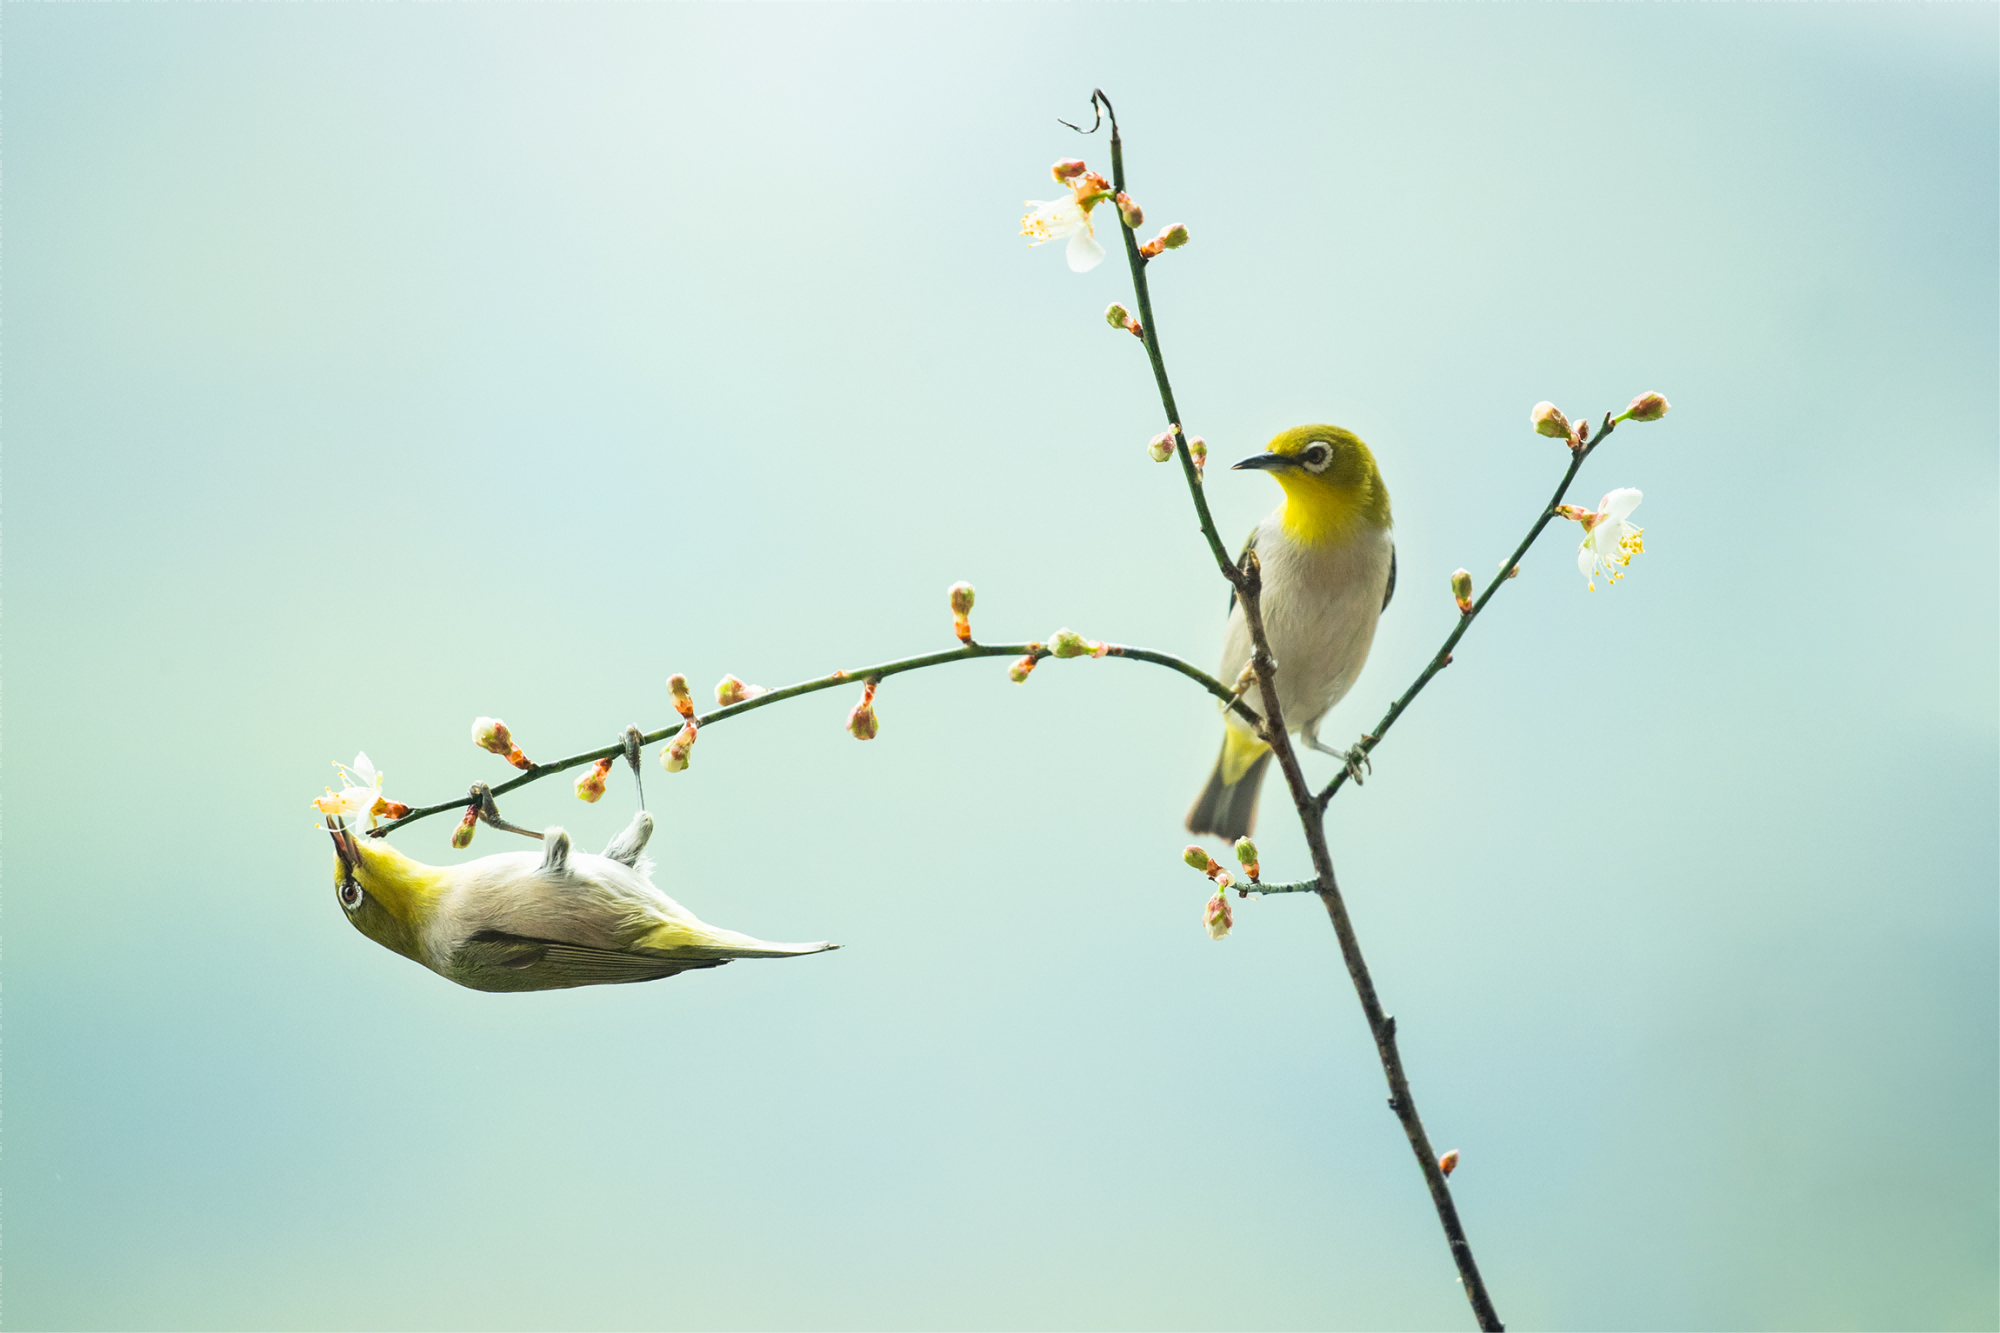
<box><xmin>1273</xmin><ymin>470</ymin><xmax>1393</xmax><ymax>548</ymax></box>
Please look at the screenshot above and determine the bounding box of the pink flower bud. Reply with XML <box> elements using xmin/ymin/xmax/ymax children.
<box><xmin>1051</xmin><ymin>158</ymin><xmax>1087</xmax><ymax>183</ymax></box>
<box><xmin>1115</xmin><ymin>192</ymin><xmax>1144</xmax><ymax>229</ymax></box>
<box><xmin>1439</xmin><ymin>1149</ymin><xmax>1460</xmax><ymax>1177</ymax></box>
<box><xmin>1204</xmin><ymin>888</ymin><xmax>1233</xmax><ymax>941</ymax></box>
<box><xmin>1187</xmin><ymin>436</ymin><xmax>1208</xmax><ymax>475</ymax></box>
<box><xmin>1184</xmin><ymin>845</ymin><xmax>1215</xmax><ymax>873</ymax></box>
<box><xmin>1147</xmin><ymin>430</ymin><xmax>1175</xmax><ymax>463</ymax></box>
<box><xmin>575</xmin><ymin>756</ymin><xmax>612</xmax><ymax>802</ymax></box>
<box><xmin>1105</xmin><ymin>302</ymin><xmax>1131</xmax><ymax>328</ymax></box>
<box><xmin>1157</xmin><ymin>223</ymin><xmax>1189</xmax><ymax>249</ymax></box>
<box><xmin>1620</xmin><ymin>392</ymin><xmax>1670</xmax><ymax>423</ymax></box>
<box><xmin>1531</xmin><ymin>402</ymin><xmax>1572</xmax><ymax>441</ymax></box>
<box><xmin>472</xmin><ymin>716</ymin><xmax>532</xmax><ymax>769</ymax></box>
<box><xmin>1233</xmin><ymin>836</ymin><xmax>1260</xmax><ymax>883</ymax></box>
<box><xmin>452</xmin><ymin>806</ymin><xmax>478</xmax><ymax>849</ymax></box>
<box><xmin>1049</xmin><ymin>628</ymin><xmax>1106</xmax><ymax>659</ymax></box>
<box><xmin>1007</xmin><ymin>653</ymin><xmax>1039</xmax><ymax>684</ymax></box>
<box><xmin>948</xmin><ymin>581</ymin><xmax>976</xmax><ymax>643</ymax></box>
<box><xmin>667</xmin><ymin>674</ymin><xmax>695</xmax><ymax>719</ymax></box>
<box><xmin>472</xmin><ymin>717</ymin><xmax>512</xmax><ymax>755</ymax></box>
<box><xmin>661</xmin><ymin>721</ymin><xmax>697</xmax><ymax>773</ymax></box>
<box><xmin>846</xmin><ymin>680</ymin><xmax>879</xmax><ymax>740</ymax></box>
<box><xmin>1451</xmin><ymin>568</ymin><xmax>1474</xmax><ymax>615</ymax></box>
<box><xmin>715</xmin><ymin>675</ymin><xmax>768</xmax><ymax>707</ymax></box>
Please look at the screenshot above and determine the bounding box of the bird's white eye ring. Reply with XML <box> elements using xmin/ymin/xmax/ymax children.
<box><xmin>1302</xmin><ymin>443</ymin><xmax>1332</xmax><ymax>473</ymax></box>
<box><xmin>339</xmin><ymin>879</ymin><xmax>364</xmax><ymax>912</ymax></box>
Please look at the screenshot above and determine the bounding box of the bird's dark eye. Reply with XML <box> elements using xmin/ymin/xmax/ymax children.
<box><xmin>1302</xmin><ymin>443</ymin><xmax>1332</xmax><ymax>473</ymax></box>
<box><xmin>338</xmin><ymin>879</ymin><xmax>364</xmax><ymax>912</ymax></box>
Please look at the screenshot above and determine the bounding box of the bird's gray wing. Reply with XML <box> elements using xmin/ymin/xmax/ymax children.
<box><xmin>1383</xmin><ymin>542</ymin><xmax>1397</xmax><ymax>612</ymax></box>
<box><xmin>1227</xmin><ymin>528</ymin><xmax>1258</xmax><ymax>614</ymax></box>
<box><xmin>447</xmin><ymin>929</ymin><xmax>729</xmax><ymax>993</ymax></box>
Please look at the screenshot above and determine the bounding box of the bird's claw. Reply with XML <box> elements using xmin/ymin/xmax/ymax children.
<box><xmin>1342</xmin><ymin>744</ymin><xmax>1372</xmax><ymax>786</ymax></box>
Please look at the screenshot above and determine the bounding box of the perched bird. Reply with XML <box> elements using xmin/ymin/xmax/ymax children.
<box><xmin>1186</xmin><ymin>425</ymin><xmax>1395</xmax><ymax>840</ymax></box>
<box><xmin>327</xmin><ymin>810</ymin><xmax>835</xmax><ymax>992</ymax></box>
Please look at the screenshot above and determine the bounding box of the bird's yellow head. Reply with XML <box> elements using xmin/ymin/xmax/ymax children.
<box><xmin>328</xmin><ymin>823</ymin><xmax>441</xmax><ymax>965</ymax></box>
<box><xmin>1233</xmin><ymin>425</ymin><xmax>1391</xmax><ymax>547</ymax></box>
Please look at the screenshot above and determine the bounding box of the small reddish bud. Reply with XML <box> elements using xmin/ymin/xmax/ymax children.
<box><xmin>1204</xmin><ymin>888</ymin><xmax>1234</xmax><ymax>941</ymax></box>
<box><xmin>471</xmin><ymin>717</ymin><xmax>531</xmax><ymax>769</ymax></box>
<box><xmin>1115</xmin><ymin>191</ymin><xmax>1144</xmax><ymax>229</ymax></box>
<box><xmin>1531</xmin><ymin>401</ymin><xmax>1573</xmax><ymax>441</ymax></box>
<box><xmin>575</xmin><ymin>756</ymin><xmax>613</xmax><ymax>803</ymax></box>
<box><xmin>1233</xmin><ymin>836</ymin><xmax>1261</xmax><ymax>884</ymax></box>
<box><xmin>1052</xmin><ymin>158</ymin><xmax>1087</xmax><ymax>183</ymax></box>
<box><xmin>1048</xmin><ymin>627</ymin><xmax>1107</xmax><ymax>659</ymax></box>
<box><xmin>373</xmin><ymin>799</ymin><xmax>411</xmax><ymax>822</ymax></box>
<box><xmin>715</xmin><ymin>675</ymin><xmax>768</xmax><ymax>707</ymax></box>
<box><xmin>1439</xmin><ymin>1149</ymin><xmax>1460</xmax><ymax>1177</ymax></box>
<box><xmin>1620</xmin><ymin>391</ymin><xmax>1670</xmax><ymax>423</ymax></box>
<box><xmin>948</xmin><ymin>581</ymin><xmax>976</xmax><ymax>643</ymax></box>
<box><xmin>1007</xmin><ymin>653</ymin><xmax>1040</xmax><ymax>684</ymax></box>
<box><xmin>667</xmin><ymin>674</ymin><xmax>695</xmax><ymax>719</ymax></box>
<box><xmin>1505</xmin><ymin>563</ymin><xmax>1520</xmax><ymax>579</ymax></box>
<box><xmin>1147</xmin><ymin>430</ymin><xmax>1175</xmax><ymax>463</ymax></box>
<box><xmin>1187</xmin><ymin>436</ymin><xmax>1208</xmax><ymax>475</ymax></box>
<box><xmin>846</xmin><ymin>680</ymin><xmax>879</xmax><ymax>740</ymax></box>
<box><xmin>452</xmin><ymin>806</ymin><xmax>478</xmax><ymax>849</ymax></box>
<box><xmin>662</xmin><ymin>721</ymin><xmax>697</xmax><ymax>773</ymax></box>
<box><xmin>1451</xmin><ymin>568</ymin><xmax>1474</xmax><ymax>615</ymax></box>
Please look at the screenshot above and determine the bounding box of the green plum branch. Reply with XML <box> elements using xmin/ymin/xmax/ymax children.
<box><xmin>369</xmin><ymin>639</ymin><xmax>1259</xmax><ymax>838</ymax></box>
<box><xmin>1315</xmin><ymin>429</ymin><xmax>1607</xmax><ymax>810</ymax></box>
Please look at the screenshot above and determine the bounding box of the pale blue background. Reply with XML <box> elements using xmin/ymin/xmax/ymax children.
<box><xmin>7</xmin><ymin>4</ymin><xmax>1996</xmax><ymax>1329</ymax></box>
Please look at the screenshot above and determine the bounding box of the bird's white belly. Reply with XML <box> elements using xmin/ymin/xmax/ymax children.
<box><xmin>1218</xmin><ymin>522</ymin><xmax>1392</xmax><ymax>736</ymax></box>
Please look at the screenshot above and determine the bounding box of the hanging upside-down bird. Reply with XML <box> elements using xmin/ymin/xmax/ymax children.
<box><xmin>327</xmin><ymin>810</ymin><xmax>836</xmax><ymax>992</ymax></box>
<box><xmin>1186</xmin><ymin>425</ymin><xmax>1395</xmax><ymax>841</ymax></box>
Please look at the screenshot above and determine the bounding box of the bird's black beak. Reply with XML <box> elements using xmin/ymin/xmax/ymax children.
<box><xmin>328</xmin><ymin>819</ymin><xmax>360</xmax><ymax>885</ymax></box>
<box><xmin>1232</xmin><ymin>452</ymin><xmax>1291</xmax><ymax>472</ymax></box>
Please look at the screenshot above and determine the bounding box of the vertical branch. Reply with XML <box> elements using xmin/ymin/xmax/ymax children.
<box><xmin>1092</xmin><ymin>90</ymin><xmax>1505</xmax><ymax>1331</ymax></box>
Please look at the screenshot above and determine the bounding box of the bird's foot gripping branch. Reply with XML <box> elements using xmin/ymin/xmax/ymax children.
<box><xmin>312</xmin><ymin>88</ymin><xmax>1671</xmax><ymax>1333</ymax></box>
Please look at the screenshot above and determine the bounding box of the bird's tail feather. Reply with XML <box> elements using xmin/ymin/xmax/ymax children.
<box><xmin>1185</xmin><ymin>745</ymin><xmax>1273</xmax><ymax>841</ymax></box>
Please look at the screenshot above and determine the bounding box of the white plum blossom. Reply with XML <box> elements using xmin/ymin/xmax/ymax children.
<box><xmin>1571</xmin><ymin>488</ymin><xmax>1646</xmax><ymax>591</ymax></box>
<box><xmin>313</xmin><ymin>752</ymin><xmax>399</xmax><ymax>828</ymax></box>
<box><xmin>1020</xmin><ymin>166</ymin><xmax>1112</xmax><ymax>273</ymax></box>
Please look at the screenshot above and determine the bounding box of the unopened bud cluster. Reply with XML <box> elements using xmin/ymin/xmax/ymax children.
<box><xmin>846</xmin><ymin>680</ymin><xmax>880</xmax><ymax>740</ymax></box>
<box><xmin>575</xmin><ymin>756</ymin><xmax>613</xmax><ymax>803</ymax></box>
<box><xmin>472</xmin><ymin>717</ymin><xmax>533</xmax><ymax>770</ymax></box>
<box><xmin>948</xmin><ymin>581</ymin><xmax>976</xmax><ymax>643</ymax></box>
<box><xmin>1048</xmin><ymin>628</ymin><xmax>1108</xmax><ymax>659</ymax></box>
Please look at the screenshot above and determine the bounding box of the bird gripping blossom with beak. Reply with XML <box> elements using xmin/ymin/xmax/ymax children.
<box><xmin>327</xmin><ymin>811</ymin><xmax>835</xmax><ymax>992</ymax></box>
<box><xmin>1186</xmin><ymin>425</ymin><xmax>1395</xmax><ymax>841</ymax></box>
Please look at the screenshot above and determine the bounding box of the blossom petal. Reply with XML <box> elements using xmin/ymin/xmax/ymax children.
<box><xmin>1066</xmin><ymin>226</ymin><xmax>1106</xmax><ymax>272</ymax></box>
<box><xmin>351</xmin><ymin>752</ymin><xmax>378</xmax><ymax>788</ymax></box>
<box><xmin>1599</xmin><ymin>488</ymin><xmax>1642</xmax><ymax>524</ymax></box>
<box><xmin>1578</xmin><ymin>541</ymin><xmax>1597</xmax><ymax>578</ymax></box>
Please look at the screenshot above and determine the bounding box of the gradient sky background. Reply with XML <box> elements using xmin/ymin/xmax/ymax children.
<box><xmin>7</xmin><ymin>4</ymin><xmax>1996</xmax><ymax>1330</ymax></box>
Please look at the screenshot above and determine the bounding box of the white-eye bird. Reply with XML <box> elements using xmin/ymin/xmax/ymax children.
<box><xmin>1186</xmin><ymin>425</ymin><xmax>1395</xmax><ymax>840</ymax></box>
<box><xmin>327</xmin><ymin>811</ymin><xmax>836</xmax><ymax>992</ymax></box>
